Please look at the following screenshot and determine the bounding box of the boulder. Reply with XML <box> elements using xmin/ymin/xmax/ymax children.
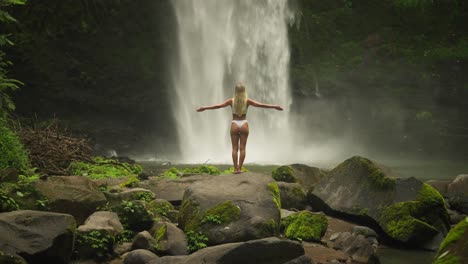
<box><xmin>272</xmin><ymin>166</ymin><xmax>299</xmax><ymax>183</ymax></box>
<box><xmin>34</xmin><ymin>176</ymin><xmax>107</xmax><ymax>224</ymax></box>
<box><xmin>78</xmin><ymin>211</ymin><xmax>124</xmax><ymax>236</ymax></box>
<box><xmin>447</xmin><ymin>209</ymin><xmax>466</xmax><ymax>225</ymax></box>
<box><xmin>446</xmin><ymin>174</ymin><xmax>468</xmax><ymax>214</ymax></box>
<box><xmin>157</xmin><ymin>237</ymin><xmax>305</xmax><ymax>264</ymax></box>
<box><xmin>149</xmin><ymin>222</ymin><xmax>188</xmax><ymax>256</ymax></box>
<box><xmin>309</xmin><ymin>156</ymin><xmax>450</xmax><ymax>250</ymax></box>
<box><xmin>147</xmin><ymin>199</ymin><xmax>175</xmax><ymax>220</ymax></box>
<box><xmin>277</xmin><ymin>182</ymin><xmax>307</xmax><ymax>210</ymax></box>
<box><xmin>331</xmin><ymin>232</ymin><xmax>379</xmax><ymax>264</ymax></box>
<box><xmin>290</xmin><ymin>164</ymin><xmax>328</xmax><ymax>190</ymax></box>
<box><xmin>178</xmin><ymin>173</ymin><xmax>281</xmax><ymax>246</ymax></box>
<box><xmin>352</xmin><ymin>226</ymin><xmax>378</xmax><ymax>239</ymax></box>
<box><xmin>426</xmin><ymin>180</ymin><xmax>451</xmax><ymax>197</ymax></box>
<box><xmin>131</xmin><ymin>231</ymin><xmax>158</xmax><ymax>252</ymax></box>
<box><xmin>0</xmin><ymin>253</ymin><xmax>28</xmax><ymax>264</ymax></box>
<box><xmin>138</xmin><ymin>174</ymin><xmax>215</xmax><ymax>205</ymax></box>
<box><xmin>0</xmin><ymin>210</ymin><xmax>76</xmax><ymax>263</ymax></box>
<box><xmin>281</xmin><ymin>211</ymin><xmax>328</xmax><ymax>242</ymax></box>
<box><xmin>433</xmin><ymin>217</ymin><xmax>468</xmax><ymax>264</ymax></box>
<box><xmin>75</xmin><ymin>211</ymin><xmax>124</xmax><ymax>258</ymax></box>
<box><xmin>104</xmin><ymin>188</ymin><xmax>156</xmax><ymax>206</ymax></box>
<box><xmin>123</xmin><ymin>249</ymin><xmax>159</xmax><ymax>264</ymax></box>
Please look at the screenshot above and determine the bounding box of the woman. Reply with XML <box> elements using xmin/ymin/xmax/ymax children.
<box><xmin>196</xmin><ymin>83</ymin><xmax>283</xmax><ymax>174</ymax></box>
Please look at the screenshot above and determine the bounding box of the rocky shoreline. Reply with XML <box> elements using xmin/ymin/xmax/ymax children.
<box><xmin>0</xmin><ymin>156</ymin><xmax>467</xmax><ymax>264</ymax></box>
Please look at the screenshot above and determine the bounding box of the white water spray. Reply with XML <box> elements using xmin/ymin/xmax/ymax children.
<box><xmin>171</xmin><ymin>0</ymin><xmax>340</xmax><ymax>164</ymax></box>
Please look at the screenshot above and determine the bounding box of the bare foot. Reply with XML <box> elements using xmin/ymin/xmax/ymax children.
<box><xmin>233</xmin><ymin>167</ymin><xmax>241</xmax><ymax>174</ymax></box>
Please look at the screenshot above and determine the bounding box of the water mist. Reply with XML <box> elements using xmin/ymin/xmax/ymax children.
<box><xmin>170</xmin><ymin>0</ymin><xmax>339</xmax><ymax>164</ymax></box>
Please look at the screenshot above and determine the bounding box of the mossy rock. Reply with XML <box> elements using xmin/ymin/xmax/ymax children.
<box><xmin>272</xmin><ymin>166</ymin><xmax>299</xmax><ymax>183</ymax></box>
<box><xmin>281</xmin><ymin>211</ymin><xmax>328</xmax><ymax>242</ymax></box>
<box><xmin>310</xmin><ymin>156</ymin><xmax>449</xmax><ymax>250</ymax></box>
<box><xmin>177</xmin><ymin>173</ymin><xmax>281</xmax><ymax>245</ymax></box>
<box><xmin>379</xmin><ymin>183</ymin><xmax>450</xmax><ymax>245</ymax></box>
<box><xmin>147</xmin><ymin>199</ymin><xmax>175</xmax><ymax>219</ymax></box>
<box><xmin>433</xmin><ymin>217</ymin><xmax>468</xmax><ymax>264</ymax></box>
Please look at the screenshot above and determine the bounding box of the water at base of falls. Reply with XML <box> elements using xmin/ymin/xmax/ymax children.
<box><xmin>170</xmin><ymin>0</ymin><xmax>341</xmax><ymax>164</ymax></box>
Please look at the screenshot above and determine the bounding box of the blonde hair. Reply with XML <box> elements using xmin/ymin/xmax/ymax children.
<box><xmin>232</xmin><ymin>83</ymin><xmax>248</xmax><ymax>116</ymax></box>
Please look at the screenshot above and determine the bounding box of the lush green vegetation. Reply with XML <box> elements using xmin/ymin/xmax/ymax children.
<box><xmin>68</xmin><ymin>157</ymin><xmax>142</xmax><ymax>179</ymax></box>
<box><xmin>185</xmin><ymin>230</ymin><xmax>208</xmax><ymax>253</ymax></box>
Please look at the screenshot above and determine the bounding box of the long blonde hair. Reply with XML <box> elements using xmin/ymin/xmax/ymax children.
<box><xmin>232</xmin><ymin>83</ymin><xmax>248</xmax><ymax>116</ymax></box>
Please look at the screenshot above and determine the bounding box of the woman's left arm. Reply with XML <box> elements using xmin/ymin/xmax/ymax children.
<box><xmin>247</xmin><ymin>99</ymin><xmax>283</xmax><ymax>110</ymax></box>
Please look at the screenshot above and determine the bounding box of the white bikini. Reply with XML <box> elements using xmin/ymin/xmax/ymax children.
<box><xmin>232</xmin><ymin>119</ymin><xmax>248</xmax><ymax>127</ymax></box>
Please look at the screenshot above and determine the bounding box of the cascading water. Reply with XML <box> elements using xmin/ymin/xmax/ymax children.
<box><xmin>171</xmin><ymin>0</ymin><xmax>296</xmax><ymax>163</ymax></box>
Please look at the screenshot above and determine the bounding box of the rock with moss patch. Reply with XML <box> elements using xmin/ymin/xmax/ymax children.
<box><xmin>446</xmin><ymin>174</ymin><xmax>468</xmax><ymax>215</ymax></box>
<box><xmin>178</xmin><ymin>172</ymin><xmax>281</xmax><ymax>246</ymax></box>
<box><xmin>272</xmin><ymin>166</ymin><xmax>299</xmax><ymax>183</ymax></box>
<box><xmin>290</xmin><ymin>164</ymin><xmax>328</xmax><ymax>190</ymax></box>
<box><xmin>277</xmin><ymin>182</ymin><xmax>307</xmax><ymax>210</ymax></box>
<box><xmin>147</xmin><ymin>199</ymin><xmax>175</xmax><ymax>220</ymax></box>
<box><xmin>281</xmin><ymin>211</ymin><xmax>328</xmax><ymax>242</ymax></box>
<box><xmin>0</xmin><ymin>210</ymin><xmax>76</xmax><ymax>263</ymax></box>
<box><xmin>34</xmin><ymin>176</ymin><xmax>107</xmax><ymax>224</ymax></box>
<box><xmin>309</xmin><ymin>156</ymin><xmax>450</xmax><ymax>250</ymax></box>
<box><xmin>149</xmin><ymin>221</ymin><xmax>188</xmax><ymax>255</ymax></box>
<box><xmin>433</xmin><ymin>217</ymin><xmax>468</xmax><ymax>264</ymax></box>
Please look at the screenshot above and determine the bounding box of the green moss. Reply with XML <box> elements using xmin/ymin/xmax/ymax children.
<box><xmin>179</xmin><ymin>199</ymin><xmax>202</xmax><ymax>232</ymax></box>
<box><xmin>154</xmin><ymin>223</ymin><xmax>167</xmax><ymax>242</ymax></box>
<box><xmin>354</xmin><ymin>156</ymin><xmax>396</xmax><ymax>189</ymax></box>
<box><xmin>281</xmin><ymin>211</ymin><xmax>328</xmax><ymax>242</ymax></box>
<box><xmin>438</xmin><ymin>217</ymin><xmax>468</xmax><ymax>253</ymax></box>
<box><xmin>359</xmin><ymin>208</ymin><xmax>369</xmax><ymax>216</ymax></box>
<box><xmin>268</xmin><ymin>182</ymin><xmax>281</xmax><ymax>211</ymax></box>
<box><xmin>147</xmin><ymin>199</ymin><xmax>174</xmax><ymax>217</ymax></box>
<box><xmin>272</xmin><ymin>166</ymin><xmax>298</xmax><ymax>183</ymax></box>
<box><xmin>161</xmin><ymin>165</ymin><xmax>221</xmax><ymax>178</ymax></box>
<box><xmin>68</xmin><ymin>157</ymin><xmax>143</xmax><ymax>179</ymax></box>
<box><xmin>379</xmin><ymin>183</ymin><xmax>449</xmax><ymax>243</ymax></box>
<box><xmin>434</xmin><ymin>253</ymin><xmax>461</xmax><ymax>264</ymax></box>
<box><xmin>119</xmin><ymin>175</ymin><xmax>140</xmax><ymax>188</ymax></box>
<box><xmin>257</xmin><ymin>218</ymin><xmax>279</xmax><ymax>236</ymax></box>
<box><xmin>222</xmin><ymin>167</ymin><xmax>249</xmax><ymax>174</ymax></box>
<box><xmin>202</xmin><ymin>201</ymin><xmax>240</xmax><ymax>225</ymax></box>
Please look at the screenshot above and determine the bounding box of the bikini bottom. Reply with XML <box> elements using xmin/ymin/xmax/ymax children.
<box><xmin>231</xmin><ymin>120</ymin><xmax>248</xmax><ymax>127</ymax></box>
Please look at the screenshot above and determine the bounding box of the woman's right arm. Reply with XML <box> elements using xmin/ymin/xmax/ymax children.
<box><xmin>247</xmin><ymin>99</ymin><xmax>283</xmax><ymax>110</ymax></box>
<box><xmin>197</xmin><ymin>99</ymin><xmax>233</xmax><ymax>112</ymax></box>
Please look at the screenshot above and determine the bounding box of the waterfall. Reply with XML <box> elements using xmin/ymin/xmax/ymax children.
<box><xmin>171</xmin><ymin>0</ymin><xmax>295</xmax><ymax>163</ymax></box>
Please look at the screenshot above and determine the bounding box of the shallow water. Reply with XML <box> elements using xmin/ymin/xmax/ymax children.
<box><xmin>378</xmin><ymin>247</ymin><xmax>436</xmax><ymax>264</ymax></box>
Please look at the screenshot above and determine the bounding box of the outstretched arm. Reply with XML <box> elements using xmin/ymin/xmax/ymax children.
<box><xmin>247</xmin><ymin>99</ymin><xmax>283</xmax><ymax>110</ymax></box>
<box><xmin>196</xmin><ymin>99</ymin><xmax>232</xmax><ymax>112</ymax></box>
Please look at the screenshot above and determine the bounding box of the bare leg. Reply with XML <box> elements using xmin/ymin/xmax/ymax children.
<box><xmin>238</xmin><ymin>123</ymin><xmax>249</xmax><ymax>173</ymax></box>
<box><xmin>230</xmin><ymin>122</ymin><xmax>240</xmax><ymax>173</ymax></box>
